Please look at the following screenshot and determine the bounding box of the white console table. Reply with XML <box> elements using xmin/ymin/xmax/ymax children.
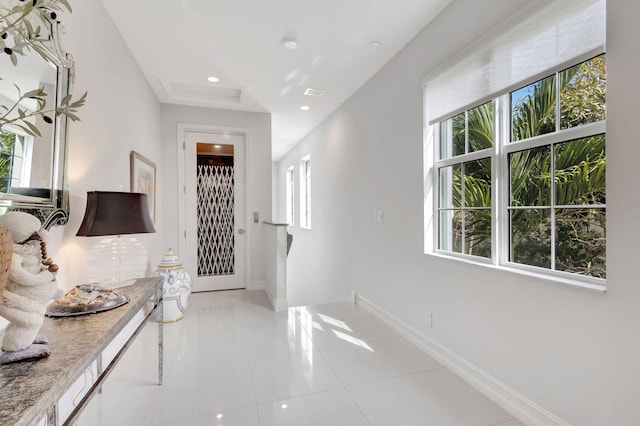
<box><xmin>0</xmin><ymin>277</ymin><xmax>163</xmax><ymax>426</ymax></box>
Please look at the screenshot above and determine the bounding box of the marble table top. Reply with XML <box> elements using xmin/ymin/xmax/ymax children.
<box><xmin>0</xmin><ymin>277</ymin><xmax>161</xmax><ymax>426</ymax></box>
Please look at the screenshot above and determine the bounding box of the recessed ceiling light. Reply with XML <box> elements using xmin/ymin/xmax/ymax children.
<box><xmin>282</xmin><ymin>38</ymin><xmax>298</xmax><ymax>50</ymax></box>
<box><xmin>300</xmin><ymin>105</ymin><xmax>310</xmax><ymax>111</ymax></box>
<box><xmin>369</xmin><ymin>41</ymin><xmax>381</xmax><ymax>48</ymax></box>
<box><xmin>207</xmin><ymin>76</ymin><xmax>220</xmax><ymax>83</ymax></box>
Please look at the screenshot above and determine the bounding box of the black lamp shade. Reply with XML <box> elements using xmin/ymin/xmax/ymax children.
<box><xmin>76</xmin><ymin>191</ymin><xmax>156</xmax><ymax>236</ymax></box>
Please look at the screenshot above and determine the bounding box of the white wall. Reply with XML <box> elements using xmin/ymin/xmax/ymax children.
<box><xmin>277</xmin><ymin>0</ymin><xmax>640</xmax><ymax>424</ymax></box>
<box><xmin>159</xmin><ymin>105</ymin><xmax>272</xmax><ymax>289</ymax></box>
<box><xmin>272</xmin><ymin>162</ymin><xmax>279</xmax><ymax>221</ymax></box>
<box><xmin>45</xmin><ymin>0</ymin><xmax>163</xmax><ymax>289</ymax></box>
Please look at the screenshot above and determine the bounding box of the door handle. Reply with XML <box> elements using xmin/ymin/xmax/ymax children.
<box><xmin>238</xmin><ymin>229</ymin><xmax>245</xmax><ymax>235</ymax></box>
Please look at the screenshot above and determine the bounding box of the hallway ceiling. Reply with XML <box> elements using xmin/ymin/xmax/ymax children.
<box><xmin>101</xmin><ymin>0</ymin><xmax>452</xmax><ymax>160</ymax></box>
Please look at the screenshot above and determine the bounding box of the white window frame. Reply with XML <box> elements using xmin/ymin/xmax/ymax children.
<box><xmin>300</xmin><ymin>155</ymin><xmax>311</xmax><ymax>229</ymax></box>
<box><xmin>430</xmin><ymin>54</ymin><xmax>606</xmax><ymax>291</ymax></box>
<box><xmin>285</xmin><ymin>165</ymin><xmax>295</xmax><ymax>226</ymax></box>
<box><xmin>434</xmin><ymin>102</ymin><xmax>496</xmax><ymax>263</ymax></box>
<box><xmin>0</xmin><ymin>126</ymin><xmax>33</xmax><ymax>189</ymax></box>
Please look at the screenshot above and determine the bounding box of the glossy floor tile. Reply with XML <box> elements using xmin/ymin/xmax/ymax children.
<box><xmin>77</xmin><ymin>290</ymin><xmax>523</xmax><ymax>426</ymax></box>
<box><xmin>257</xmin><ymin>389</ymin><xmax>370</xmax><ymax>426</ymax></box>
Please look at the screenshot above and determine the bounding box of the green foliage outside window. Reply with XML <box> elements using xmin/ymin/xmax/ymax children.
<box><xmin>0</xmin><ymin>129</ymin><xmax>16</xmax><ymax>193</ymax></box>
<box><xmin>439</xmin><ymin>101</ymin><xmax>493</xmax><ymax>258</ymax></box>
<box><xmin>509</xmin><ymin>55</ymin><xmax>606</xmax><ymax>278</ymax></box>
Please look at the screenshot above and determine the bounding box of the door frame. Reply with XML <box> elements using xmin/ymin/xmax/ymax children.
<box><xmin>177</xmin><ymin>123</ymin><xmax>251</xmax><ymax>290</ymax></box>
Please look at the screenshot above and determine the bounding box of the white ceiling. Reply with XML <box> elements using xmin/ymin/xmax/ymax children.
<box><xmin>101</xmin><ymin>0</ymin><xmax>452</xmax><ymax>160</ymax></box>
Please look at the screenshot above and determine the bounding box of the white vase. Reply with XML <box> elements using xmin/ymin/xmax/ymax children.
<box><xmin>152</xmin><ymin>248</ymin><xmax>192</xmax><ymax>322</ymax></box>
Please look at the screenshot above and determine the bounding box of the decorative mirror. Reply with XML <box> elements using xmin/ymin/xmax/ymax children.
<box><xmin>0</xmin><ymin>11</ymin><xmax>77</xmax><ymax>229</ymax></box>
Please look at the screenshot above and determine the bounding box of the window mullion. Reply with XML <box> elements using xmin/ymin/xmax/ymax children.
<box><xmin>504</xmin><ymin>121</ymin><xmax>606</xmax><ymax>155</ymax></box>
<box><xmin>461</xmin><ymin>162</ymin><xmax>465</xmax><ymax>253</ymax></box>
<box><xmin>497</xmin><ymin>94</ymin><xmax>510</xmax><ymax>266</ymax></box>
<box><xmin>550</xmin><ymin>71</ymin><xmax>561</xmax><ymax>271</ymax></box>
<box><xmin>436</xmin><ymin>149</ymin><xmax>492</xmax><ymax>167</ymax></box>
<box><xmin>433</xmin><ymin>124</ymin><xmax>440</xmax><ymax>253</ymax></box>
<box><xmin>492</xmin><ymin>98</ymin><xmax>500</xmax><ymax>264</ymax></box>
<box><xmin>465</xmin><ymin>110</ymin><xmax>469</xmax><ymax>154</ymax></box>
<box><xmin>555</xmin><ymin>69</ymin><xmax>561</xmax><ymax>132</ymax></box>
<box><xmin>550</xmin><ymin>143</ymin><xmax>556</xmax><ymax>271</ymax></box>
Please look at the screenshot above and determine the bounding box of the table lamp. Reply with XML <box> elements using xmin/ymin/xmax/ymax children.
<box><xmin>76</xmin><ymin>191</ymin><xmax>156</xmax><ymax>286</ymax></box>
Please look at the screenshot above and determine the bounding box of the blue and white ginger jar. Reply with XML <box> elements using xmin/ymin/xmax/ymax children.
<box><xmin>152</xmin><ymin>248</ymin><xmax>192</xmax><ymax>322</ymax></box>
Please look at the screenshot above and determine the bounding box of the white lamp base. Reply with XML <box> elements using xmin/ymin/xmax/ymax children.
<box><xmin>87</xmin><ymin>236</ymin><xmax>148</xmax><ymax>287</ymax></box>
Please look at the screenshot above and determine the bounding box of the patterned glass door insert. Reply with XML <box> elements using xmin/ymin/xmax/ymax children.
<box><xmin>196</xmin><ymin>145</ymin><xmax>235</xmax><ymax>276</ymax></box>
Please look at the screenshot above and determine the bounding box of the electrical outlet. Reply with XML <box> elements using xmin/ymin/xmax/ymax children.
<box><xmin>253</xmin><ymin>212</ymin><xmax>259</xmax><ymax>223</ymax></box>
<box><xmin>425</xmin><ymin>312</ymin><xmax>432</xmax><ymax>328</ymax></box>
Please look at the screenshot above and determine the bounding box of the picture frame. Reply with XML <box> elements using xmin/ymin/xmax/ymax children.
<box><xmin>130</xmin><ymin>151</ymin><xmax>156</xmax><ymax>222</ymax></box>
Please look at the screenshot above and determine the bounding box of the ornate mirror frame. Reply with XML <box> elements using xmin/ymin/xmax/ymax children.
<box><xmin>0</xmin><ymin>16</ymin><xmax>75</xmax><ymax>229</ymax></box>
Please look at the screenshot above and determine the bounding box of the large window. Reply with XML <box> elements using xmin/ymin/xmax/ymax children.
<box><xmin>285</xmin><ymin>165</ymin><xmax>295</xmax><ymax>226</ymax></box>
<box><xmin>300</xmin><ymin>155</ymin><xmax>311</xmax><ymax>229</ymax></box>
<box><xmin>434</xmin><ymin>55</ymin><xmax>606</xmax><ymax>284</ymax></box>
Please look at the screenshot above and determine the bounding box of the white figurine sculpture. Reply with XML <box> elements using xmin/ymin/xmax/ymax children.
<box><xmin>0</xmin><ymin>212</ymin><xmax>61</xmax><ymax>364</ymax></box>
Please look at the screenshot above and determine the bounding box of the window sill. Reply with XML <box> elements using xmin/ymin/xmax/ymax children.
<box><xmin>426</xmin><ymin>252</ymin><xmax>606</xmax><ymax>293</ymax></box>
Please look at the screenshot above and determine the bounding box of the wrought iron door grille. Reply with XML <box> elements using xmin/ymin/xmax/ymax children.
<box><xmin>196</xmin><ymin>164</ymin><xmax>235</xmax><ymax>276</ymax></box>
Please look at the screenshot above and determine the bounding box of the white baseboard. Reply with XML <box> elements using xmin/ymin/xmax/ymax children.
<box><xmin>354</xmin><ymin>292</ymin><xmax>569</xmax><ymax>426</ymax></box>
<box><xmin>264</xmin><ymin>283</ymin><xmax>288</xmax><ymax>312</ymax></box>
<box><xmin>248</xmin><ymin>280</ymin><xmax>266</xmax><ymax>291</ymax></box>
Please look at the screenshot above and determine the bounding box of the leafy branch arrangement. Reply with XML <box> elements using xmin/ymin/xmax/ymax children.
<box><xmin>0</xmin><ymin>0</ymin><xmax>86</xmax><ymax>137</ymax></box>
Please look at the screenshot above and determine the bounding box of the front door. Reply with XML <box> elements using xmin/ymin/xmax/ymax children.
<box><xmin>184</xmin><ymin>131</ymin><xmax>246</xmax><ymax>292</ymax></box>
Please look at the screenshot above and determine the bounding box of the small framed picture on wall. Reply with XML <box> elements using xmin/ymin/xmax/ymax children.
<box><xmin>130</xmin><ymin>151</ymin><xmax>156</xmax><ymax>222</ymax></box>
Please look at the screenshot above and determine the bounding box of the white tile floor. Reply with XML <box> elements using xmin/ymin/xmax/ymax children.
<box><xmin>77</xmin><ymin>290</ymin><xmax>524</xmax><ymax>426</ymax></box>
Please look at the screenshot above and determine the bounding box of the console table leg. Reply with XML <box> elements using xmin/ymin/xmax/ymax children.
<box><xmin>97</xmin><ymin>353</ymin><xmax>103</xmax><ymax>394</ymax></box>
<box><xmin>157</xmin><ymin>286</ymin><xmax>163</xmax><ymax>385</ymax></box>
<box><xmin>47</xmin><ymin>404</ymin><xmax>57</xmax><ymax>426</ymax></box>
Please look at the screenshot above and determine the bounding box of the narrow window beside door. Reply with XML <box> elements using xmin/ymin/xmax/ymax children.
<box><xmin>286</xmin><ymin>165</ymin><xmax>295</xmax><ymax>226</ymax></box>
<box><xmin>300</xmin><ymin>155</ymin><xmax>311</xmax><ymax>229</ymax></box>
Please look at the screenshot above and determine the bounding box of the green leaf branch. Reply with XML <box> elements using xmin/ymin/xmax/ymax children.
<box><xmin>0</xmin><ymin>0</ymin><xmax>85</xmax><ymax>136</ymax></box>
<box><xmin>0</xmin><ymin>83</ymin><xmax>85</xmax><ymax>136</ymax></box>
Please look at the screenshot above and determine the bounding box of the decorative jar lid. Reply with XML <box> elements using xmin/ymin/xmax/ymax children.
<box><xmin>156</xmin><ymin>248</ymin><xmax>183</xmax><ymax>269</ymax></box>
